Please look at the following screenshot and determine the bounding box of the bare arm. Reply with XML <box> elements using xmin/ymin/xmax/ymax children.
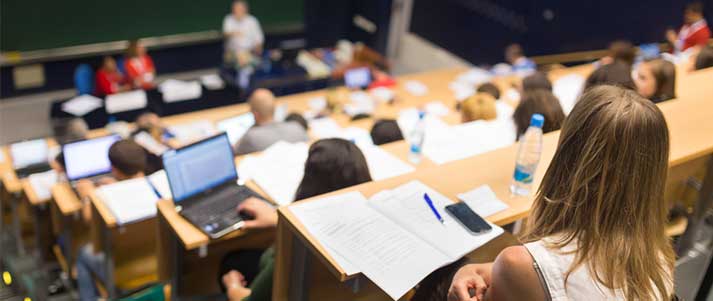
<box><xmin>485</xmin><ymin>246</ymin><xmax>547</xmax><ymax>301</ymax></box>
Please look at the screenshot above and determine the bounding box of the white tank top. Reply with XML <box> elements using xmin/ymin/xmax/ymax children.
<box><xmin>524</xmin><ymin>238</ymin><xmax>625</xmax><ymax>300</ymax></box>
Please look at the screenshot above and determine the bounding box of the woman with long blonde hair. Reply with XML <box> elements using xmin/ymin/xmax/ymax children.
<box><xmin>448</xmin><ymin>85</ymin><xmax>675</xmax><ymax>300</ymax></box>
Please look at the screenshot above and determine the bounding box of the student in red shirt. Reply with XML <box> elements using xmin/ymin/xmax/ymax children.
<box><xmin>667</xmin><ymin>2</ymin><xmax>711</xmax><ymax>53</ymax></box>
<box><xmin>124</xmin><ymin>39</ymin><xmax>156</xmax><ymax>89</ymax></box>
<box><xmin>95</xmin><ymin>56</ymin><xmax>129</xmax><ymax>97</ymax></box>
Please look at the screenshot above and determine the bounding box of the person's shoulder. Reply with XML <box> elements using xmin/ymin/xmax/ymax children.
<box><xmin>495</xmin><ymin>246</ymin><xmax>534</xmax><ymax>271</ymax></box>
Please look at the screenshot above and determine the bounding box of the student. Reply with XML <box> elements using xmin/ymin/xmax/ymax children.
<box><xmin>476</xmin><ymin>82</ymin><xmax>501</xmax><ymax>100</ymax></box>
<box><xmin>512</xmin><ymin>90</ymin><xmax>565</xmax><ymax>139</ymax></box>
<box><xmin>634</xmin><ymin>59</ymin><xmax>677</xmax><ymax>103</ymax></box>
<box><xmin>75</xmin><ymin>139</ymin><xmax>148</xmax><ymax>301</ymax></box>
<box><xmin>284</xmin><ymin>112</ymin><xmax>309</xmax><ymax>131</ymax></box>
<box><xmin>695</xmin><ymin>45</ymin><xmax>713</xmax><ymax>70</ymax></box>
<box><xmin>234</xmin><ymin>89</ymin><xmax>309</xmax><ymax>155</ymax></box>
<box><xmin>667</xmin><ymin>2</ymin><xmax>711</xmax><ymax>53</ymax></box>
<box><xmin>599</xmin><ymin>40</ymin><xmax>636</xmax><ymax>66</ymax></box>
<box><xmin>95</xmin><ymin>56</ymin><xmax>129</xmax><ymax>97</ymax></box>
<box><xmin>52</xmin><ymin>117</ymin><xmax>89</xmax><ymax>145</ymax></box>
<box><xmin>461</xmin><ymin>93</ymin><xmax>497</xmax><ymax>123</ymax></box>
<box><xmin>505</xmin><ymin>44</ymin><xmax>536</xmax><ymax>72</ymax></box>
<box><xmin>124</xmin><ymin>39</ymin><xmax>156</xmax><ymax>89</ymax></box>
<box><xmin>133</xmin><ymin>112</ymin><xmax>174</xmax><ymax>143</ymax></box>
<box><xmin>521</xmin><ymin>72</ymin><xmax>552</xmax><ymax>92</ymax></box>
<box><xmin>583</xmin><ymin>61</ymin><xmax>636</xmax><ymax>91</ymax></box>
<box><xmin>223</xmin><ymin>0</ymin><xmax>264</xmax><ymax>64</ymax></box>
<box><xmin>370</xmin><ymin>119</ymin><xmax>404</xmax><ymax>145</ymax></box>
<box><xmin>221</xmin><ymin>139</ymin><xmax>372</xmax><ymax>301</ymax></box>
<box><xmin>448</xmin><ymin>85</ymin><xmax>674</xmax><ymax>301</ymax></box>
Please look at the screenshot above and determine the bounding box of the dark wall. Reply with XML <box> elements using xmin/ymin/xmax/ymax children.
<box><xmin>411</xmin><ymin>0</ymin><xmax>713</xmax><ymax>65</ymax></box>
<box><xmin>304</xmin><ymin>0</ymin><xmax>392</xmax><ymax>53</ymax></box>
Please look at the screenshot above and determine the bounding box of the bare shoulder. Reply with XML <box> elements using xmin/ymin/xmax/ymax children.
<box><xmin>488</xmin><ymin>245</ymin><xmax>547</xmax><ymax>300</ymax></box>
<box><xmin>495</xmin><ymin>246</ymin><xmax>534</xmax><ymax>270</ymax></box>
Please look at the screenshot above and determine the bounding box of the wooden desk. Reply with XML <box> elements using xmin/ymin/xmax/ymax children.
<box><xmin>19</xmin><ymin>179</ymin><xmax>55</xmax><ymax>261</ymax></box>
<box><xmin>50</xmin><ymin>182</ymin><xmax>88</xmax><ymax>273</ymax></box>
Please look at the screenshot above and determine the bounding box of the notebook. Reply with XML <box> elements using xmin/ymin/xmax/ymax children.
<box><xmin>94</xmin><ymin>178</ymin><xmax>160</xmax><ymax>225</ymax></box>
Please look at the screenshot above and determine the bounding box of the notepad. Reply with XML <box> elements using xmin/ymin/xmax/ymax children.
<box><xmin>105</xmin><ymin>90</ymin><xmax>148</xmax><ymax>114</ymax></box>
<box><xmin>94</xmin><ymin>178</ymin><xmax>160</xmax><ymax>225</ymax></box>
<box><xmin>147</xmin><ymin>170</ymin><xmax>172</xmax><ymax>199</ymax></box>
<box><xmin>358</xmin><ymin>144</ymin><xmax>414</xmax><ymax>180</ymax></box>
<box><xmin>133</xmin><ymin>131</ymin><xmax>170</xmax><ymax>156</ymax></box>
<box><xmin>168</xmin><ymin>120</ymin><xmax>216</xmax><ymax>145</ymax></box>
<box><xmin>457</xmin><ymin>185</ymin><xmax>509</xmax><ymax>218</ymax></box>
<box><xmin>62</xmin><ymin>94</ymin><xmax>103</xmax><ymax>116</ymax></box>
<box><xmin>247</xmin><ymin>141</ymin><xmax>309</xmax><ymax>205</ymax></box>
<box><xmin>290</xmin><ymin>180</ymin><xmax>503</xmax><ymax>300</ymax></box>
<box><xmin>10</xmin><ymin>139</ymin><xmax>49</xmax><ymax>169</ymax></box>
<box><xmin>28</xmin><ymin>170</ymin><xmax>58</xmax><ymax>201</ymax></box>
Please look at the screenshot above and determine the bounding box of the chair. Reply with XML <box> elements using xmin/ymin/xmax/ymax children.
<box><xmin>74</xmin><ymin>64</ymin><xmax>95</xmax><ymax>95</ymax></box>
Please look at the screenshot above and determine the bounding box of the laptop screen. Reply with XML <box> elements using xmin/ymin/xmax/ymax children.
<box><xmin>63</xmin><ymin>135</ymin><xmax>121</xmax><ymax>181</ymax></box>
<box><xmin>344</xmin><ymin>67</ymin><xmax>371</xmax><ymax>89</ymax></box>
<box><xmin>216</xmin><ymin>113</ymin><xmax>255</xmax><ymax>146</ymax></box>
<box><xmin>162</xmin><ymin>133</ymin><xmax>237</xmax><ymax>203</ymax></box>
<box><xmin>10</xmin><ymin>139</ymin><xmax>49</xmax><ymax>169</ymax></box>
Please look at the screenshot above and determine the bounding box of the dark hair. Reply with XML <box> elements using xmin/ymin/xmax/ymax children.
<box><xmin>522</xmin><ymin>72</ymin><xmax>552</xmax><ymax>92</ymax></box>
<box><xmin>645</xmin><ymin>59</ymin><xmax>677</xmax><ymax>103</ymax></box>
<box><xmin>608</xmin><ymin>40</ymin><xmax>636</xmax><ymax>66</ymax></box>
<box><xmin>285</xmin><ymin>113</ymin><xmax>308</xmax><ymax>131</ymax></box>
<box><xmin>108</xmin><ymin>140</ymin><xmax>148</xmax><ymax>176</ymax></box>
<box><xmin>370</xmin><ymin>119</ymin><xmax>404</xmax><ymax>145</ymax></box>
<box><xmin>476</xmin><ymin>82</ymin><xmax>501</xmax><ymax>99</ymax></box>
<box><xmin>294</xmin><ymin>139</ymin><xmax>372</xmax><ymax>201</ymax></box>
<box><xmin>686</xmin><ymin>2</ymin><xmax>704</xmax><ymax>14</ymax></box>
<box><xmin>584</xmin><ymin>62</ymin><xmax>636</xmax><ymax>91</ymax></box>
<box><xmin>513</xmin><ymin>89</ymin><xmax>566</xmax><ymax>138</ymax></box>
<box><xmin>695</xmin><ymin>46</ymin><xmax>713</xmax><ymax>70</ymax></box>
<box><xmin>505</xmin><ymin>43</ymin><xmax>525</xmax><ymax>61</ymax></box>
<box><xmin>52</xmin><ymin>118</ymin><xmax>88</xmax><ymax>144</ymax></box>
<box><xmin>125</xmin><ymin>40</ymin><xmax>141</xmax><ymax>58</ymax></box>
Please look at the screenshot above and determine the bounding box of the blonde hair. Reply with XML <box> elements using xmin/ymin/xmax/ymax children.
<box><xmin>461</xmin><ymin>93</ymin><xmax>497</xmax><ymax>123</ymax></box>
<box><xmin>522</xmin><ymin>85</ymin><xmax>674</xmax><ymax>300</ymax></box>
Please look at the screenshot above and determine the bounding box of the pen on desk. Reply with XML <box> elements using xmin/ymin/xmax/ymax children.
<box><xmin>423</xmin><ymin>193</ymin><xmax>445</xmax><ymax>224</ymax></box>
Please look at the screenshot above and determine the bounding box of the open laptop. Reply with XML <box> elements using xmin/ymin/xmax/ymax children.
<box><xmin>216</xmin><ymin>113</ymin><xmax>255</xmax><ymax>146</ymax></box>
<box><xmin>162</xmin><ymin>133</ymin><xmax>261</xmax><ymax>239</ymax></box>
<box><xmin>62</xmin><ymin>134</ymin><xmax>121</xmax><ymax>184</ymax></box>
<box><xmin>10</xmin><ymin>139</ymin><xmax>51</xmax><ymax>178</ymax></box>
<box><xmin>344</xmin><ymin>67</ymin><xmax>372</xmax><ymax>90</ymax></box>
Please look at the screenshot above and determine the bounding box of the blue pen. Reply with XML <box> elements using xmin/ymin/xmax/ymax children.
<box><xmin>423</xmin><ymin>193</ymin><xmax>445</xmax><ymax>224</ymax></box>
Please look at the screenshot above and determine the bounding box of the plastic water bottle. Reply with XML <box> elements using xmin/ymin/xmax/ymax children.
<box><xmin>511</xmin><ymin>114</ymin><xmax>544</xmax><ymax>196</ymax></box>
<box><xmin>409</xmin><ymin>111</ymin><xmax>426</xmax><ymax>164</ymax></box>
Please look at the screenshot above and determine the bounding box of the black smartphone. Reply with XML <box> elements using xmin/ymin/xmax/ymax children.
<box><xmin>445</xmin><ymin>202</ymin><xmax>492</xmax><ymax>234</ymax></box>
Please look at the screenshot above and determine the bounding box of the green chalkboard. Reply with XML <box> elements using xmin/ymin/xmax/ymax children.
<box><xmin>0</xmin><ymin>0</ymin><xmax>303</xmax><ymax>52</ymax></box>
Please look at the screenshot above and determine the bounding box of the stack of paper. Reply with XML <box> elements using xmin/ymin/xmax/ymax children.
<box><xmin>457</xmin><ymin>185</ymin><xmax>509</xmax><ymax>218</ymax></box>
<box><xmin>10</xmin><ymin>139</ymin><xmax>49</xmax><ymax>169</ymax></box>
<box><xmin>200</xmin><ymin>74</ymin><xmax>225</xmax><ymax>90</ymax></box>
<box><xmin>168</xmin><ymin>120</ymin><xmax>217</xmax><ymax>145</ymax></box>
<box><xmin>289</xmin><ymin>180</ymin><xmax>503</xmax><ymax>300</ymax></box>
<box><xmin>62</xmin><ymin>95</ymin><xmax>103</xmax><ymax>116</ymax></box>
<box><xmin>358</xmin><ymin>144</ymin><xmax>414</xmax><ymax>180</ymax></box>
<box><xmin>28</xmin><ymin>170</ymin><xmax>58</xmax><ymax>201</ymax></box>
<box><xmin>245</xmin><ymin>142</ymin><xmax>309</xmax><ymax>205</ymax></box>
<box><xmin>404</xmin><ymin>80</ymin><xmax>428</xmax><ymax>96</ymax></box>
<box><xmin>105</xmin><ymin>90</ymin><xmax>148</xmax><ymax>114</ymax></box>
<box><xmin>553</xmin><ymin>74</ymin><xmax>585</xmax><ymax>115</ymax></box>
<box><xmin>159</xmin><ymin>79</ymin><xmax>203</xmax><ymax>103</ymax></box>
<box><xmin>147</xmin><ymin>170</ymin><xmax>172</xmax><ymax>199</ymax></box>
<box><xmin>133</xmin><ymin>132</ymin><xmax>170</xmax><ymax>156</ymax></box>
<box><xmin>94</xmin><ymin>178</ymin><xmax>160</xmax><ymax>225</ymax></box>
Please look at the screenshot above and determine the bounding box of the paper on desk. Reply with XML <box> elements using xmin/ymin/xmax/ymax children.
<box><xmin>450</xmin><ymin>81</ymin><xmax>475</xmax><ymax>101</ymax></box>
<box><xmin>397</xmin><ymin>108</ymin><xmax>450</xmax><ymax>140</ymax></box>
<box><xmin>274</xmin><ymin>103</ymin><xmax>288</xmax><ymax>122</ymax></box>
<box><xmin>341</xmin><ymin>127</ymin><xmax>374</xmax><ymax>146</ymax></box>
<box><xmin>216</xmin><ymin>114</ymin><xmax>255</xmax><ymax>146</ymax></box>
<box><xmin>105</xmin><ymin>90</ymin><xmax>148</xmax><ymax>114</ymax></box>
<box><xmin>358</xmin><ymin>144</ymin><xmax>414</xmax><ymax>180</ymax></box>
<box><xmin>309</xmin><ymin>117</ymin><xmax>343</xmax><ymax>139</ymax></box>
<box><xmin>495</xmin><ymin>101</ymin><xmax>515</xmax><ymax>120</ymax></box>
<box><xmin>159</xmin><ymin>80</ymin><xmax>202</xmax><ymax>103</ymax></box>
<box><xmin>95</xmin><ymin>178</ymin><xmax>160</xmax><ymax>225</ymax></box>
<box><xmin>62</xmin><ymin>94</ymin><xmax>103</xmax><ymax>116</ymax></box>
<box><xmin>457</xmin><ymin>185</ymin><xmax>509</xmax><ymax>218</ymax></box>
<box><xmin>455</xmin><ymin>68</ymin><xmax>492</xmax><ymax>86</ymax></box>
<box><xmin>343</xmin><ymin>91</ymin><xmax>375</xmax><ymax>117</ymax></box>
<box><xmin>503</xmin><ymin>88</ymin><xmax>520</xmax><ymax>103</ymax></box>
<box><xmin>424</xmin><ymin>101</ymin><xmax>449</xmax><ymax>117</ymax></box>
<box><xmin>308</xmin><ymin>97</ymin><xmax>327</xmax><ymax>111</ymax></box>
<box><xmin>200</xmin><ymin>74</ymin><xmax>225</xmax><ymax>90</ymax></box>
<box><xmin>10</xmin><ymin>139</ymin><xmax>49</xmax><ymax>169</ymax></box>
<box><xmin>370</xmin><ymin>87</ymin><xmax>395</xmax><ymax>102</ymax></box>
<box><xmin>28</xmin><ymin>170</ymin><xmax>58</xmax><ymax>201</ymax></box>
<box><xmin>422</xmin><ymin>119</ymin><xmax>516</xmax><ymax>165</ymax></box>
<box><xmin>133</xmin><ymin>131</ymin><xmax>170</xmax><ymax>156</ymax></box>
<box><xmin>553</xmin><ymin>74</ymin><xmax>585</xmax><ymax>115</ymax></box>
<box><xmin>147</xmin><ymin>170</ymin><xmax>172</xmax><ymax>199</ymax></box>
<box><xmin>236</xmin><ymin>155</ymin><xmax>261</xmax><ymax>182</ymax></box>
<box><xmin>250</xmin><ymin>141</ymin><xmax>309</xmax><ymax>205</ymax></box>
<box><xmin>404</xmin><ymin>80</ymin><xmax>428</xmax><ymax>96</ymax></box>
<box><xmin>168</xmin><ymin>120</ymin><xmax>216</xmax><ymax>145</ymax></box>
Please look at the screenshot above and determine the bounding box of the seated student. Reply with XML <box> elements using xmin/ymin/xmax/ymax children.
<box><xmin>599</xmin><ymin>40</ymin><xmax>636</xmax><ymax>66</ymax></box>
<box><xmin>512</xmin><ymin>90</ymin><xmax>565</xmax><ymax>139</ymax></box>
<box><xmin>370</xmin><ymin>119</ymin><xmax>404</xmax><ymax>145</ymax></box>
<box><xmin>634</xmin><ymin>59</ymin><xmax>676</xmax><ymax>103</ymax></box>
<box><xmin>521</xmin><ymin>71</ymin><xmax>552</xmax><ymax>92</ymax></box>
<box><xmin>284</xmin><ymin>112</ymin><xmax>309</xmax><ymax>131</ymax></box>
<box><xmin>461</xmin><ymin>93</ymin><xmax>497</xmax><ymax>123</ymax></box>
<box><xmin>666</xmin><ymin>2</ymin><xmax>711</xmax><ymax>53</ymax></box>
<box><xmin>75</xmin><ymin>139</ymin><xmax>148</xmax><ymax>301</ymax></box>
<box><xmin>95</xmin><ymin>56</ymin><xmax>130</xmax><ymax>97</ymax></box>
<box><xmin>448</xmin><ymin>85</ymin><xmax>674</xmax><ymax>301</ymax></box>
<box><xmin>583</xmin><ymin>61</ymin><xmax>636</xmax><ymax>91</ymax></box>
<box><xmin>124</xmin><ymin>39</ymin><xmax>156</xmax><ymax>90</ymax></box>
<box><xmin>220</xmin><ymin>139</ymin><xmax>372</xmax><ymax>301</ymax></box>
<box><xmin>694</xmin><ymin>45</ymin><xmax>713</xmax><ymax>70</ymax></box>
<box><xmin>133</xmin><ymin>112</ymin><xmax>174</xmax><ymax>143</ymax></box>
<box><xmin>505</xmin><ymin>43</ymin><xmax>536</xmax><ymax>72</ymax></box>
<box><xmin>52</xmin><ymin>117</ymin><xmax>89</xmax><ymax>145</ymax></box>
<box><xmin>476</xmin><ymin>82</ymin><xmax>501</xmax><ymax>100</ymax></box>
<box><xmin>234</xmin><ymin>89</ymin><xmax>309</xmax><ymax>155</ymax></box>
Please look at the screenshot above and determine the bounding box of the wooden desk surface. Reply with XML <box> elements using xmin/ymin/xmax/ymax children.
<box><xmin>21</xmin><ymin>178</ymin><xmax>45</xmax><ymax>206</ymax></box>
<box><xmin>51</xmin><ymin>182</ymin><xmax>83</xmax><ymax>216</ymax></box>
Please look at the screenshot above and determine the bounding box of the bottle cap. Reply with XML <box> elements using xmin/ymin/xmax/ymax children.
<box><xmin>418</xmin><ymin>111</ymin><xmax>426</xmax><ymax>120</ymax></box>
<box><xmin>530</xmin><ymin>114</ymin><xmax>545</xmax><ymax>128</ymax></box>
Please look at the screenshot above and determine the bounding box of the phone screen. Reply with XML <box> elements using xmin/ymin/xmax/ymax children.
<box><xmin>445</xmin><ymin>202</ymin><xmax>492</xmax><ymax>234</ymax></box>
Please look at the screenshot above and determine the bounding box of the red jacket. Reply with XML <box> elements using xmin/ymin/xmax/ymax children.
<box><xmin>95</xmin><ymin>69</ymin><xmax>125</xmax><ymax>97</ymax></box>
<box><xmin>124</xmin><ymin>54</ymin><xmax>156</xmax><ymax>89</ymax></box>
<box><xmin>677</xmin><ymin>19</ymin><xmax>711</xmax><ymax>52</ymax></box>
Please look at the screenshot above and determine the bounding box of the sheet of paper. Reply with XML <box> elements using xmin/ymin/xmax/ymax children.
<box><xmin>200</xmin><ymin>74</ymin><xmax>225</xmax><ymax>90</ymax></box>
<box><xmin>236</xmin><ymin>155</ymin><xmax>261</xmax><ymax>182</ymax></box>
<box><xmin>457</xmin><ymin>185</ymin><xmax>509</xmax><ymax>218</ymax></box>
<box><xmin>553</xmin><ymin>74</ymin><xmax>585</xmax><ymax>115</ymax></box>
<box><xmin>216</xmin><ymin>114</ymin><xmax>255</xmax><ymax>145</ymax></box>
<box><xmin>309</xmin><ymin>117</ymin><xmax>343</xmax><ymax>139</ymax></box>
<box><xmin>369</xmin><ymin>180</ymin><xmax>503</xmax><ymax>260</ymax></box>
<box><xmin>105</xmin><ymin>90</ymin><xmax>148</xmax><ymax>114</ymax></box>
<box><xmin>358</xmin><ymin>144</ymin><xmax>414</xmax><ymax>181</ymax></box>
<box><xmin>450</xmin><ymin>81</ymin><xmax>475</xmax><ymax>101</ymax></box>
<box><xmin>62</xmin><ymin>94</ymin><xmax>103</xmax><ymax>116</ymax></box>
<box><xmin>10</xmin><ymin>139</ymin><xmax>48</xmax><ymax>169</ymax></box>
<box><xmin>250</xmin><ymin>142</ymin><xmax>309</xmax><ymax>205</ymax></box>
<box><xmin>422</xmin><ymin>119</ymin><xmax>516</xmax><ymax>165</ymax></box>
<box><xmin>133</xmin><ymin>131</ymin><xmax>170</xmax><ymax>156</ymax></box>
<box><xmin>341</xmin><ymin>127</ymin><xmax>374</xmax><ymax>146</ymax></box>
<box><xmin>404</xmin><ymin>80</ymin><xmax>428</xmax><ymax>96</ymax></box>
<box><xmin>28</xmin><ymin>170</ymin><xmax>58</xmax><ymax>201</ymax></box>
<box><xmin>308</xmin><ymin>96</ymin><xmax>327</xmax><ymax>111</ymax></box>
<box><xmin>95</xmin><ymin>178</ymin><xmax>160</xmax><ymax>225</ymax></box>
<box><xmin>454</xmin><ymin>68</ymin><xmax>492</xmax><ymax>86</ymax></box>
<box><xmin>168</xmin><ymin>120</ymin><xmax>217</xmax><ymax>145</ymax></box>
<box><xmin>274</xmin><ymin>103</ymin><xmax>288</xmax><ymax>122</ymax></box>
<box><xmin>290</xmin><ymin>191</ymin><xmax>448</xmax><ymax>300</ymax></box>
<box><xmin>495</xmin><ymin>101</ymin><xmax>515</xmax><ymax>120</ymax></box>
<box><xmin>147</xmin><ymin>170</ymin><xmax>172</xmax><ymax>199</ymax></box>
<box><xmin>397</xmin><ymin>108</ymin><xmax>450</xmax><ymax>141</ymax></box>
<box><xmin>424</xmin><ymin>101</ymin><xmax>450</xmax><ymax>117</ymax></box>
<box><xmin>343</xmin><ymin>91</ymin><xmax>375</xmax><ymax>116</ymax></box>
<box><xmin>159</xmin><ymin>80</ymin><xmax>203</xmax><ymax>103</ymax></box>
<box><xmin>370</xmin><ymin>87</ymin><xmax>395</xmax><ymax>102</ymax></box>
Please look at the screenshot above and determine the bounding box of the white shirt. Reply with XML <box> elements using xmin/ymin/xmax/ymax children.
<box><xmin>223</xmin><ymin>14</ymin><xmax>264</xmax><ymax>53</ymax></box>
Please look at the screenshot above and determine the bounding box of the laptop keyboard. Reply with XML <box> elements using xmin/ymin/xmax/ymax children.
<box><xmin>187</xmin><ymin>186</ymin><xmax>256</xmax><ymax>225</ymax></box>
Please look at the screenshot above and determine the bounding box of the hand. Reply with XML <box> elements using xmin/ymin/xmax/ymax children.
<box><xmin>237</xmin><ymin>197</ymin><xmax>277</xmax><ymax>230</ymax></box>
<box><xmin>75</xmin><ymin>179</ymin><xmax>95</xmax><ymax>198</ymax></box>
<box><xmin>666</xmin><ymin>29</ymin><xmax>677</xmax><ymax>44</ymax></box>
<box><xmin>223</xmin><ymin>270</ymin><xmax>251</xmax><ymax>300</ymax></box>
<box><xmin>448</xmin><ymin>264</ymin><xmax>490</xmax><ymax>301</ymax></box>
